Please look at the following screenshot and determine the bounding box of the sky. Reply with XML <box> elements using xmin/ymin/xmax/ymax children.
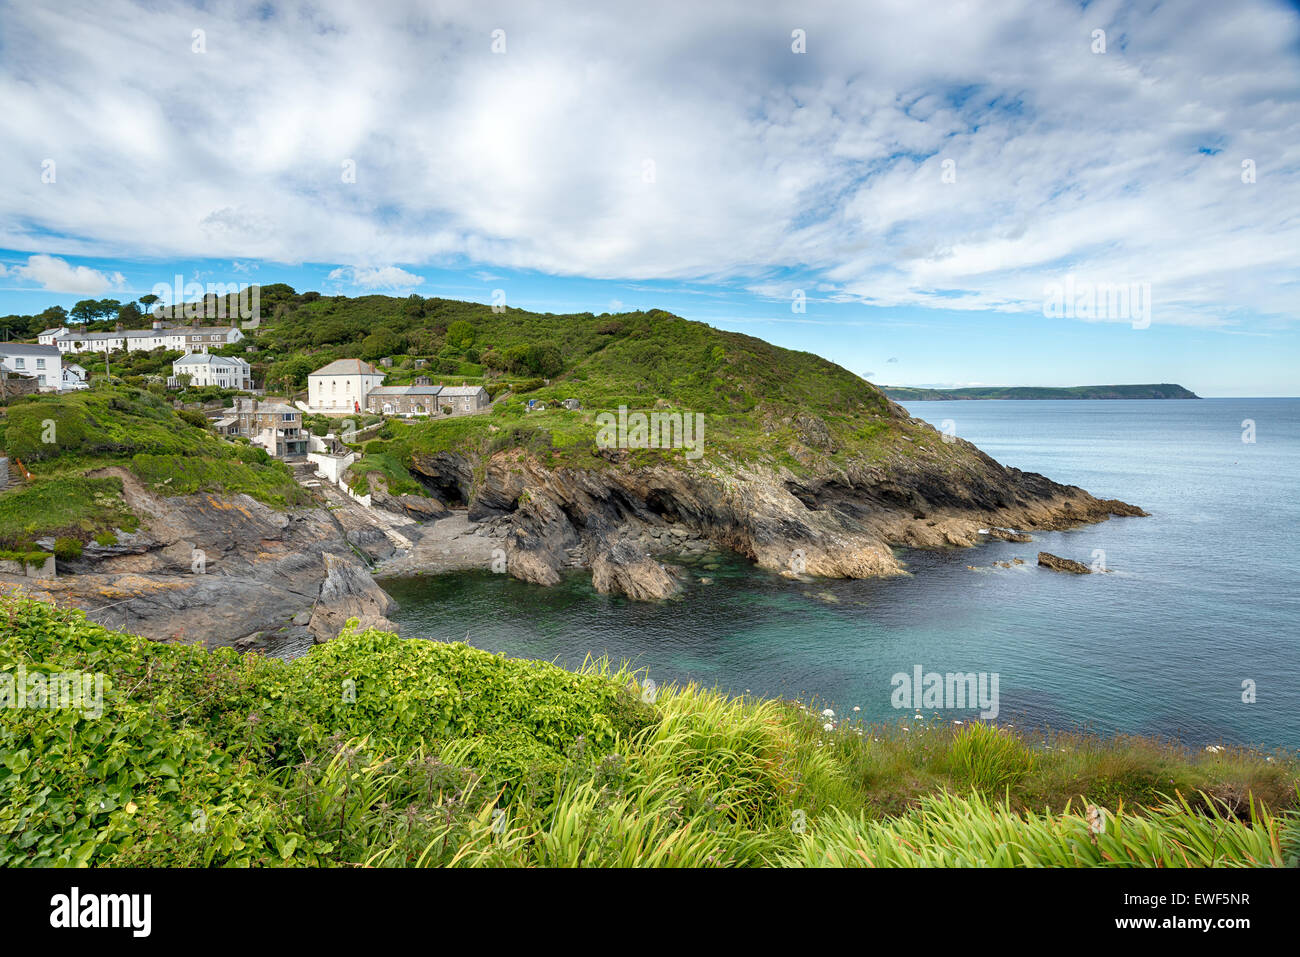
<box><xmin>0</xmin><ymin>0</ymin><xmax>1297</xmax><ymax>396</ymax></box>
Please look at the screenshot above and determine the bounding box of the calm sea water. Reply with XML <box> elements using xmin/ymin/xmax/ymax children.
<box><xmin>380</xmin><ymin>398</ymin><xmax>1300</xmax><ymax>750</ymax></box>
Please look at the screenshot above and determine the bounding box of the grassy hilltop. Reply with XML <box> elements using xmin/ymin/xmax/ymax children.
<box><xmin>1</xmin><ymin>286</ymin><xmax>977</xmax><ymax>543</ymax></box>
<box><xmin>0</xmin><ymin>597</ymin><xmax>1295</xmax><ymax>867</ymax></box>
<box><xmin>242</xmin><ymin>285</ymin><xmax>912</xmax><ymax>473</ymax></box>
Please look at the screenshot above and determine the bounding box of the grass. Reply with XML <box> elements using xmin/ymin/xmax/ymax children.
<box><xmin>0</xmin><ymin>387</ymin><xmax>309</xmax><ymax>544</ymax></box>
<box><xmin>0</xmin><ymin>475</ymin><xmax>138</xmax><ymax>546</ymax></box>
<box><xmin>1</xmin><ymin>596</ymin><xmax>1295</xmax><ymax>868</ymax></box>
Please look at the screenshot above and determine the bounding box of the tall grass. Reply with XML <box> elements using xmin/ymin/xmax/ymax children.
<box><xmin>3</xmin><ymin>600</ymin><xmax>1296</xmax><ymax>868</ymax></box>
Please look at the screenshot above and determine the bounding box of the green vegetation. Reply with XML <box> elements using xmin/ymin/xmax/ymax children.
<box><xmin>0</xmin><ymin>550</ymin><xmax>52</xmax><ymax>570</ymax></box>
<box><xmin>52</xmin><ymin>537</ymin><xmax>83</xmax><ymax>561</ymax></box>
<box><xmin>0</xmin><ymin>387</ymin><xmax>308</xmax><ymax>545</ymax></box>
<box><xmin>7</xmin><ymin>287</ymin><xmax>979</xmax><ymax>488</ymax></box>
<box><xmin>0</xmin><ymin>475</ymin><xmax>138</xmax><ymax>547</ymax></box>
<box><xmin>1</xmin><ymin>598</ymin><xmax>1294</xmax><ymax>867</ymax></box>
<box><xmin>880</xmin><ymin>383</ymin><xmax>1200</xmax><ymax>401</ymax></box>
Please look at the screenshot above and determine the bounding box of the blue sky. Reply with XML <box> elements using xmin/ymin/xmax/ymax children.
<box><xmin>1</xmin><ymin>0</ymin><xmax>1297</xmax><ymax>396</ymax></box>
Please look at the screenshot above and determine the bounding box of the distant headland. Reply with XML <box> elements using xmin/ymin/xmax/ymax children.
<box><xmin>881</xmin><ymin>383</ymin><xmax>1199</xmax><ymax>401</ymax></box>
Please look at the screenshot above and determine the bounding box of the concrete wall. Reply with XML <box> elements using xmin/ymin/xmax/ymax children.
<box><xmin>0</xmin><ymin>554</ymin><xmax>55</xmax><ymax>579</ymax></box>
<box><xmin>308</xmin><ymin>451</ymin><xmax>356</xmax><ymax>484</ymax></box>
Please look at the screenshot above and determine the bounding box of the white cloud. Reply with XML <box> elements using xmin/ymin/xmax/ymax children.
<box><xmin>0</xmin><ymin>0</ymin><xmax>1296</xmax><ymax>327</ymax></box>
<box><xmin>326</xmin><ymin>265</ymin><xmax>426</xmax><ymax>290</ymax></box>
<box><xmin>10</xmin><ymin>254</ymin><xmax>125</xmax><ymax>294</ymax></box>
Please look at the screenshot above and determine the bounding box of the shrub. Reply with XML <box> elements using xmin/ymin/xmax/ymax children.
<box><xmin>52</xmin><ymin>537</ymin><xmax>83</xmax><ymax>561</ymax></box>
<box><xmin>177</xmin><ymin>409</ymin><xmax>210</xmax><ymax>429</ymax></box>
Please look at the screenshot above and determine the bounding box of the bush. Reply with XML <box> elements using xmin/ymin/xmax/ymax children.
<box><xmin>177</xmin><ymin>409</ymin><xmax>210</xmax><ymax>430</ymax></box>
<box><xmin>52</xmin><ymin>537</ymin><xmax>83</xmax><ymax>561</ymax></box>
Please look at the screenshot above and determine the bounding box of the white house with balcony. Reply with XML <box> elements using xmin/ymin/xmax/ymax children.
<box><xmin>169</xmin><ymin>353</ymin><xmax>253</xmax><ymax>390</ymax></box>
<box><xmin>307</xmin><ymin>358</ymin><xmax>386</xmax><ymax>413</ymax></box>
<box><xmin>0</xmin><ymin>343</ymin><xmax>63</xmax><ymax>392</ymax></box>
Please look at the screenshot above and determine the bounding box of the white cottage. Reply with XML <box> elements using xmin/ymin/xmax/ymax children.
<box><xmin>0</xmin><ymin>343</ymin><xmax>62</xmax><ymax>392</ymax></box>
<box><xmin>307</xmin><ymin>358</ymin><xmax>386</xmax><ymax>412</ymax></box>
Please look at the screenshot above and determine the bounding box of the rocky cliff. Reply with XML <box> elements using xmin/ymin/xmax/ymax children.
<box><xmin>0</xmin><ymin>410</ymin><xmax>1145</xmax><ymax>651</ymax></box>
<box><xmin>1</xmin><ymin>466</ymin><xmax>394</xmax><ymax>652</ymax></box>
<box><xmin>408</xmin><ymin>409</ymin><xmax>1146</xmax><ymax>601</ymax></box>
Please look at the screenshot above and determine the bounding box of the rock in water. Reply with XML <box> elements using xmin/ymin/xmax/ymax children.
<box><xmin>987</xmin><ymin>527</ymin><xmax>1033</xmax><ymax>543</ymax></box>
<box><xmin>1037</xmin><ymin>551</ymin><xmax>1092</xmax><ymax>574</ymax></box>
<box><xmin>310</xmin><ymin>552</ymin><xmax>399</xmax><ymax>641</ymax></box>
<box><xmin>590</xmin><ymin>538</ymin><xmax>684</xmax><ymax>600</ymax></box>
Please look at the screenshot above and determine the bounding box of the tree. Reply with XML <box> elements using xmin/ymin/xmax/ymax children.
<box><xmin>446</xmin><ymin>320</ymin><xmax>475</xmax><ymax>351</ymax></box>
<box><xmin>70</xmin><ymin>299</ymin><xmax>99</xmax><ymax>325</ymax></box>
<box><xmin>361</xmin><ymin>328</ymin><xmax>405</xmax><ymax>361</ymax></box>
<box><xmin>36</xmin><ymin>305</ymin><xmax>68</xmax><ymax>327</ymax></box>
<box><xmin>116</xmin><ymin>302</ymin><xmax>144</xmax><ymax>327</ymax></box>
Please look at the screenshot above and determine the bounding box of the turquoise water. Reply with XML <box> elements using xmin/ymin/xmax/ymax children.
<box><xmin>381</xmin><ymin>398</ymin><xmax>1300</xmax><ymax>749</ymax></box>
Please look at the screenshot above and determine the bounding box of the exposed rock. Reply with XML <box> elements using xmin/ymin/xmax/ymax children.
<box><xmin>793</xmin><ymin>413</ymin><xmax>836</xmax><ymax>452</ymax></box>
<box><xmin>364</xmin><ymin>471</ymin><xmax>451</xmax><ymax>522</ymax></box>
<box><xmin>0</xmin><ymin>466</ymin><xmax>396</xmax><ymax>650</ymax></box>
<box><xmin>987</xmin><ymin>527</ymin><xmax>1033</xmax><ymax>543</ymax></box>
<box><xmin>309</xmin><ymin>552</ymin><xmax>398</xmax><ymax>641</ymax></box>
<box><xmin>504</xmin><ymin>492</ymin><xmax>577</xmax><ymax>587</ymax></box>
<box><xmin>590</xmin><ymin>538</ymin><xmax>684</xmax><ymax>600</ymax></box>
<box><xmin>397</xmin><ymin>425</ymin><xmax>1146</xmax><ymax>601</ymax></box>
<box><xmin>1037</xmin><ymin>552</ymin><xmax>1092</xmax><ymax>574</ymax></box>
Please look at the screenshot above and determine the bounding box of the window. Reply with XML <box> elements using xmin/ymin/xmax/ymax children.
<box><xmin>37</xmin><ymin>359</ymin><xmax>46</xmax><ymax>369</ymax></box>
<box><xmin>13</xmin><ymin>358</ymin><xmax>24</xmax><ymax>368</ymax></box>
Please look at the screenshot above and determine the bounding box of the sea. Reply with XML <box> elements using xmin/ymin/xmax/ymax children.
<box><xmin>378</xmin><ymin>398</ymin><xmax>1300</xmax><ymax>750</ymax></box>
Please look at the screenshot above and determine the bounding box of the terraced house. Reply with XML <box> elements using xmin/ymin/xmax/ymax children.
<box><xmin>437</xmin><ymin>384</ymin><xmax>490</xmax><ymax>414</ymax></box>
<box><xmin>365</xmin><ymin>384</ymin><xmax>443</xmax><ymax>415</ymax></box>
<box><xmin>45</xmin><ymin>319</ymin><xmax>244</xmax><ymax>354</ymax></box>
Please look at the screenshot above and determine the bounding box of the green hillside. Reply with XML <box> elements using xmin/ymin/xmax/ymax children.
<box><xmin>197</xmin><ymin>286</ymin><xmax>949</xmax><ymax>474</ymax></box>
<box><xmin>0</xmin><ymin>389</ymin><xmax>306</xmax><ymax>547</ymax></box>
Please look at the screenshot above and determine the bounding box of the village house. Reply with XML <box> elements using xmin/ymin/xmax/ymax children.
<box><xmin>169</xmin><ymin>353</ymin><xmax>253</xmax><ymax>390</ymax></box>
<box><xmin>61</xmin><ymin>363</ymin><xmax>89</xmax><ymax>391</ymax></box>
<box><xmin>0</xmin><ymin>343</ymin><xmax>63</xmax><ymax>392</ymax></box>
<box><xmin>50</xmin><ymin>319</ymin><xmax>244</xmax><ymax>355</ymax></box>
<box><xmin>306</xmin><ymin>358</ymin><xmax>386</xmax><ymax>412</ymax></box>
<box><xmin>365</xmin><ymin>384</ymin><xmax>443</xmax><ymax>416</ymax></box>
<box><xmin>213</xmin><ymin>397</ymin><xmax>308</xmax><ymax>460</ymax></box>
<box><xmin>437</xmin><ymin>384</ymin><xmax>490</xmax><ymax>414</ymax></box>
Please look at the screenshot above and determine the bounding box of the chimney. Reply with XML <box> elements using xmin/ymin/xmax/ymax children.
<box><xmin>115</xmin><ymin>322</ymin><xmax>123</xmax><ymax>332</ymax></box>
<box><xmin>152</xmin><ymin>320</ymin><xmax>162</xmax><ymax>331</ymax></box>
<box><xmin>192</xmin><ymin>316</ymin><xmax>200</xmax><ymax>329</ymax></box>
